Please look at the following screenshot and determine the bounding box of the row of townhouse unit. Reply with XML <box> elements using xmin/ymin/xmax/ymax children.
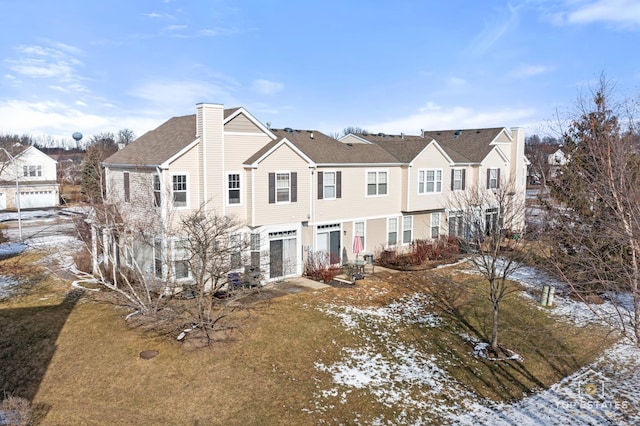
<box><xmin>101</xmin><ymin>103</ymin><xmax>527</xmax><ymax>284</ymax></box>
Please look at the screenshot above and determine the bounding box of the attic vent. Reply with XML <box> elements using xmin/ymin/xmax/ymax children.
<box><xmin>476</xmin><ymin>130</ymin><xmax>481</xmax><ymax>133</ymax></box>
<box><xmin>377</xmin><ymin>132</ymin><xmax>386</xmax><ymax>137</ymax></box>
<box><xmin>346</xmin><ymin>143</ymin><xmax>353</xmax><ymax>147</ymax></box>
<box><xmin>454</xmin><ymin>130</ymin><xmax>463</xmax><ymax>138</ymax></box>
<box><xmin>401</xmin><ymin>132</ymin><xmax>404</xmax><ymax>139</ymax></box>
<box><xmin>284</xmin><ymin>127</ymin><xmax>294</xmax><ymax>133</ymax></box>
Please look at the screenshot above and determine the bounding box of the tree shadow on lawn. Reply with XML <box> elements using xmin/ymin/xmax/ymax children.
<box><xmin>0</xmin><ymin>290</ymin><xmax>81</xmax><ymax>422</ymax></box>
<box><xmin>398</xmin><ymin>271</ymin><xmax>610</xmax><ymax>404</ymax></box>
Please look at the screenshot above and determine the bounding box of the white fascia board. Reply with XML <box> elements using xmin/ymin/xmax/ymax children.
<box><xmin>161</xmin><ymin>138</ymin><xmax>200</xmax><ymax>169</ymax></box>
<box><xmin>408</xmin><ymin>139</ymin><xmax>454</xmax><ymax>167</ymax></box>
<box><xmin>224</xmin><ymin>107</ymin><xmax>276</xmax><ymax>139</ymax></box>
<box><xmin>483</xmin><ymin>145</ymin><xmax>511</xmax><ymax>164</ymax></box>
<box><xmin>490</xmin><ymin>128</ymin><xmax>513</xmax><ymax>145</ymax></box>
<box><xmin>315</xmin><ymin>162</ymin><xmax>402</xmax><ymax>167</ymax></box>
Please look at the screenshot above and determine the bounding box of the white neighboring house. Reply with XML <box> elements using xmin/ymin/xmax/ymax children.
<box><xmin>0</xmin><ymin>146</ymin><xmax>59</xmax><ymax>210</ymax></box>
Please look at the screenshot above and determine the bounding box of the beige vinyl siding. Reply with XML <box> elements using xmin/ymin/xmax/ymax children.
<box><xmin>252</xmin><ymin>144</ymin><xmax>310</xmax><ymax>226</ymax></box>
<box><xmin>407</xmin><ymin>144</ymin><xmax>453</xmax><ymax>212</ymax></box>
<box><xmin>314</xmin><ymin>166</ymin><xmax>401</xmax><ymax>222</ymax></box>
<box><xmin>224</xmin><ymin>114</ymin><xmax>264</xmax><ymax>133</ymax></box>
<box><xmin>481</xmin><ymin>149</ymin><xmax>509</xmax><ymax>188</ymax></box>
<box><xmin>339</xmin><ymin>134</ymin><xmax>369</xmax><ymax>144</ymax></box>
<box><xmin>365</xmin><ymin>217</ymin><xmax>389</xmax><ymax>251</ymax></box>
<box><xmin>198</xmin><ymin>104</ymin><xmax>224</xmax><ymax>213</ymax></box>
<box><xmin>165</xmin><ymin>144</ymin><xmax>202</xmax><ymax>228</ymax></box>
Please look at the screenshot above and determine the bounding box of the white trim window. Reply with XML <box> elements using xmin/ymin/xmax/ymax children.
<box><xmin>402</xmin><ymin>215</ymin><xmax>413</xmax><ymax>244</ymax></box>
<box><xmin>277</xmin><ymin>172</ymin><xmax>291</xmax><ymax>203</ymax></box>
<box><xmin>448</xmin><ymin>210</ymin><xmax>464</xmax><ymax>238</ymax></box>
<box><xmin>23</xmin><ymin>165</ymin><xmax>42</xmax><ymax>177</ymax></box>
<box><xmin>487</xmin><ymin>168</ymin><xmax>500</xmax><ymax>189</ymax></box>
<box><xmin>228</xmin><ymin>173</ymin><xmax>241</xmax><ymax>205</ymax></box>
<box><xmin>172</xmin><ymin>174</ymin><xmax>188</xmax><ymax>208</ymax></box>
<box><xmin>154</xmin><ymin>239</ymin><xmax>164</xmax><ymax>279</ymax></box>
<box><xmin>153</xmin><ymin>174</ymin><xmax>161</xmax><ymax>207</ymax></box>
<box><xmin>173</xmin><ymin>240</ymin><xmax>191</xmax><ymax>280</ymax></box>
<box><xmin>354</xmin><ymin>221</ymin><xmax>365</xmax><ymax>251</ymax></box>
<box><xmin>229</xmin><ymin>234</ymin><xmax>242</xmax><ymax>270</ymax></box>
<box><xmin>367</xmin><ymin>170</ymin><xmax>388</xmax><ymax>196</ymax></box>
<box><xmin>387</xmin><ymin>217</ymin><xmax>398</xmax><ymax>246</ymax></box>
<box><xmin>323</xmin><ymin>171</ymin><xmax>337</xmax><ymax>199</ymax></box>
<box><xmin>250</xmin><ymin>233</ymin><xmax>261</xmax><ymax>268</ymax></box>
<box><xmin>451</xmin><ymin>169</ymin><xmax>465</xmax><ymax>191</ymax></box>
<box><xmin>419</xmin><ymin>169</ymin><xmax>442</xmax><ymax>194</ymax></box>
<box><xmin>431</xmin><ymin>212</ymin><xmax>440</xmax><ymax>239</ymax></box>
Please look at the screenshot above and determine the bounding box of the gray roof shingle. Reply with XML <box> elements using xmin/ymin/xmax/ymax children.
<box><xmin>104</xmin><ymin>108</ymin><xmax>242</xmax><ymax>166</ymax></box>
<box><xmin>244</xmin><ymin>129</ymin><xmax>399</xmax><ymax>165</ymax></box>
<box><xmin>354</xmin><ymin>127</ymin><xmax>506</xmax><ymax>164</ymax></box>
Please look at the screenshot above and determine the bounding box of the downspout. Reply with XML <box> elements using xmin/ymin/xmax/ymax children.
<box><xmin>156</xmin><ymin>166</ymin><xmax>168</xmax><ymax>281</ymax></box>
<box><xmin>251</xmin><ymin>168</ymin><xmax>255</xmax><ymax>227</ymax></box>
<box><xmin>202</xmin><ymin>108</ymin><xmax>208</xmax><ymax>212</ymax></box>
<box><xmin>222</xmin><ymin>121</ymin><xmax>226</xmax><ymax>216</ymax></box>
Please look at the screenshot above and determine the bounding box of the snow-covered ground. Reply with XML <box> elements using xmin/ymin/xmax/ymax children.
<box><xmin>0</xmin><ymin>208</ymin><xmax>86</xmax><ymax>299</ymax></box>
<box><xmin>309</xmin><ymin>264</ymin><xmax>640</xmax><ymax>425</ymax></box>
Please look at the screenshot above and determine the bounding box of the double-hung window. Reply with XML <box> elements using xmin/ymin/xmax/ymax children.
<box><xmin>23</xmin><ymin>165</ymin><xmax>42</xmax><ymax>177</ymax></box>
<box><xmin>173</xmin><ymin>240</ymin><xmax>190</xmax><ymax>280</ymax></box>
<box><xmin>402</xmin><ymin>216</ymin><xmax>413</xmax><ymax>244</ymax></box>
<box><xmin>229</xmin><ymin>234</ymin><xmax>242</xmax><ymax>270</ymax></box>
<box><xmin>250</xmin><ymin>233</ymin><xmax>261</xmax><ymax>268</ymax></box>
<box><xmin>172</xmin><ymin>174</ymin><xmax>187</xmax><ymax>208</ymax></box>
<box><xmin>323</xmin><ymin>171</ymin><xmax>336</xmax><ymax>199</ymax></box>
<box><xmin>449</xmin><ymin>210</ymin><xmax>464</xmax><ymax>237</ymax></box>
<box><xmin>451</xmin><ymin>169</ymin><xmax>465</xmax><ymax>191</ymax></box>
<box><xmin>367</xmin><ymin>171</ymin><xmax>388</xmax><ymax>196</ymax></box>
<box><xmin>269</xmin><ymin>172</ymin><xmax>297</xmax><ymax>204</ymax></box>
<box><xmin>277</xmin><ymin>173</ymin><xmax>290</xmax><ymax>203</ymax></box>
<box><xmin>431</xmin><ymin>212</ymin><xmax>440</xmax><ymax>239</ymax></box>
<box><xmin>487</xmin><ymin>168</ymin><xmax>500</xmax><ymax>189</ymax></box>
<box><xmin>387</xmin><ymin>217</ymin><xmax>398</xmax><ymax>246</ymax></box>
<box><xmin>153</xmin><ymin>174</ymin><xmax>161</xmax><ymax>207</ymax></box>
<box><xmin>419</xmin><ymin>169</ymin><xmax>442</xmax><ymax>193</ymax></box>
<box><xmin>228</xmin><ymin>173</ymin><xmax>240</xmax><ymax>205</ymax></box>
<box><xmin>354</xmin><ymin>221</ymin><xmax>365</xmax><ymax>251</ymax></box>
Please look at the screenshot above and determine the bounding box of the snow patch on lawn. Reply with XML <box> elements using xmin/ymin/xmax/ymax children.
<box><xmin>310</xmin><ymin>293</ymin><xmax>479</xmax><ymax>423</ymax></box>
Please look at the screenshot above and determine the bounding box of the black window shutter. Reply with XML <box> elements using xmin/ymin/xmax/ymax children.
<box><xmin>291</xmin><ymin>172</ymin><xmax>297</xmax><ymax>202</ymax></box>
<box><xmin>318</xmin><ymin>171</ymin><xmax>323</xmax><ymax>199</ymax></box>
<box><xmin>496</xmin><ymin>168</ymin><xmax>501</xmax><ymax>188</ymax></box>
<box><xmin>450</xmin><ymin>169</ymin><xmax>454</xmax><ymax>191</ymax></box>
<box><xmin>268</xmin><ymin>173</ymin><xmax>275</xmax><ymax>203</ymax></box>
<box><xmin>462</xmin><ymin>169</ymin><xmax>466</xmax><ymax>190</ymax></box>
<box><xmin>336</xmin><ymin>171</ymin><xmax>342</xmax><ymax>198</ymax></box>
<box><xmin>486</xmin><ymin>169</ymin><xmax>490</xmax><ymax>189</ymax></box>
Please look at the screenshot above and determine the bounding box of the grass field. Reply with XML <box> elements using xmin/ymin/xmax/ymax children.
<box><xmin>0</xmin><ymin>253</ymin><xmax>612</xmax><ymax>425</ymax></box>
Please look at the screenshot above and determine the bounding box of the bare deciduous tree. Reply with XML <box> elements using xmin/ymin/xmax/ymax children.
<box><xmin>449</xmin><ymin>180</ymin><xmax>528</xmax><ymax>355</ymax></box>
<box><xmin>179</xmin><ymin>206</ymin><xmax>258</xmax><ymax>344</ymax></box>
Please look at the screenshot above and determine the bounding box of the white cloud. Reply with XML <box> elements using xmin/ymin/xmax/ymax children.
<box><xmin>0</xmin><ymin>99</ymin><xmax>163</xmax><ymax>141</ymax></box>
<box><xmin>252</xmin><ymin>79</ymin><xmax>284</xmax><ymax>95</ymax></box>
<box><xmin>509</xmin><ymin>64</ymin><xmax>553</xmax><ymax>78</ymax></box>
<box><xmin>165</xmin><ymin>25</ymin><xmax>187</xmax><ymax>31</ymax></box>
<box><xmin>129</xmin><ymin>79</ymin><xmax>232</xmax><ymax>109</ymax></box>
<box><xmin>554</xmin><ymin>0</ymin><xmax>640</xmax><ymax>29</ymax></box>
<box><xmin>364</xmin><ymin>103</ymin><xmax>536</xmax><ymax>134</ymax></box>
<box><xmin>468</xmin><ymin>3</ymin><xmax>520</xmax><ymax>55</ymax></box>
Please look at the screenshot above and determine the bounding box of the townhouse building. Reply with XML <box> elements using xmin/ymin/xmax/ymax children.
<box><xmin>101</xmin><ymin>103</ymin><xmax>526</xmax><ymax>284</ymax></box>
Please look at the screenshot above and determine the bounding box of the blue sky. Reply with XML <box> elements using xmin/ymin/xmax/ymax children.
<box><xmin>0</xmin><ymin>0</ymin><xmax>638</xmax><ymax>144</ymax></box>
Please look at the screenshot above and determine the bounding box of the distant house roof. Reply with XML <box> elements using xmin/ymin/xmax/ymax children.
<box><xmin>104</xmin><ymin>108</ymin><xmax>240</xmax><ymax>167</ymax></box>
<box><xmin>353</xmin><ymin>127</ymin><xmax>506</xmax><ymax>164</ymax></box>
<box><xmin>244</xmin><ymin>129</ymin><xmax>400</xmax><ymax>166</ymax></box>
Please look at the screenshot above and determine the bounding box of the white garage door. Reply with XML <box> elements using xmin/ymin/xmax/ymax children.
<box><xmin>19</xmin><ymin>191</ymin><xmax>57</xmax><ymax>208</ymax></box>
